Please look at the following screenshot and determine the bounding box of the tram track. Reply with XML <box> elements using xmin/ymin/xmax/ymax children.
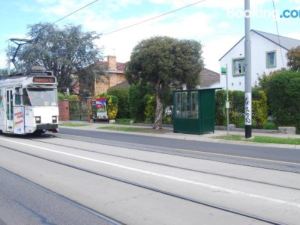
<box><xmin>0</xmin><ymin>142</ymin><xmax>289</xmax><ymax>225</ymax></box>
<box><xmin>0</xmin><ymin>166</ymin><xmax>124</xmax><ymax>225</ymax></box>
<box><xmin>30</xmin><ymin>137</ymin><xmax>300</xmax><ymax>192</ymax></box>
<box><xmin>53</xmin><ymin>132</ymin><xmax>300</xmax><ymax>174</ymax></box>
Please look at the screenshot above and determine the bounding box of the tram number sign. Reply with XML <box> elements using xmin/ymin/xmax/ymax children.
<box><xmin>33</xmin><ymin>77</ymin><xmax>55</xmax><ymax>84</ymax></box>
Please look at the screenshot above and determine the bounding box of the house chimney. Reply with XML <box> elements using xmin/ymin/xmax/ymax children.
<box><xmin>107</xmin><ymin>56</ymin><xmax>117</xmax><ymax>71</ymax></box>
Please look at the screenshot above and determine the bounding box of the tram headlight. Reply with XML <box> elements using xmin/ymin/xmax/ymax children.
<box><xmin>35</xmin><ymin>116</ymin><xmax>41</xmax><ymax>124</ymax></box>
<box><xmin>52</xmin><ymin>116</ymin><xmax>57</xmax><ymax>123</ymax></box>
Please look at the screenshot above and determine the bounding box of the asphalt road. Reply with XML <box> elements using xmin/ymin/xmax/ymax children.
<box><xmin>0</xmin><ymin>131</ymin><xmax>299</xmax><ymax>225</ymax></box>
<box><xmin>59</xmin><ymin>128</ymin><xmax>300</xmax><ymax>173</ymax></box>
<box><xmin>0</xmin><ymin>167</ymin><xmax>120</xmax><ymax>225</ymax></box>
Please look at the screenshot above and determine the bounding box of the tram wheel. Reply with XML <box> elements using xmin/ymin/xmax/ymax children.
<box><xmin>33</xmin><ymin>130</ymin><xmax>46</xmax><ymax>136</ymax></box>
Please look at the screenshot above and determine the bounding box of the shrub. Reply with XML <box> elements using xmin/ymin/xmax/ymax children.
<box><xmin>144</xmin><ymin>94</ymin><xmax>155</xmax><ymax>123</ymax></box>
<box><xmin>215</xmin><ymin>90</ymin><xmax>226</xmax><ymax>125</ymax></box>
<box><xmin>128</xmin><ymin>84</ymin><xmax>153</xmax><ymax>122</ymax></box>
<box><xmin>287</xmin><ymin>46</ymin><xmax>300</xmax><ymax>72</ymax></box>
<box><xmin>215</xmin><ymin>89</ymin><xmax>268</xmax><ymax>129</ymax></box>
<box><xmin>107</xmin><ymin>88</ymin><xmax>130</xmax><ymax>119</ymax></box>
<box><xmin>261</xmin><ymin>71</ymin><xmax>300</xmax><ymax>133</ymax></box>
<box><xmin>58</xmin><ymin>93</ymin><xmax>79</xmax><ymax>101</ymax></box>
<box><xmin>263</xmin><ymin>121</ymin><xmax>277</xmax><ymax>130</ymax></box>
<box><xmin>252</xmin><ymin>89</ymin><xmax>268</xmax><ymax>128</ymax></box>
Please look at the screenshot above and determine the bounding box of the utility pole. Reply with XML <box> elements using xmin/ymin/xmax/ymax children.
<box><xmin>225</xmin><ymin>65</ymin><xmax>230</xmax><ymax>135</ymax></box>
<box><xmin>244</xmin><ymin>0</ymin><xmax>252</xmax><ymax>138</ymax></box>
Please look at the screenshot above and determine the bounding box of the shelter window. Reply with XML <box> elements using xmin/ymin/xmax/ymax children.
<box><xmin>174</xmin><ymin>91</ymin><xmax>198</xmax><ymax>119</ymax></box>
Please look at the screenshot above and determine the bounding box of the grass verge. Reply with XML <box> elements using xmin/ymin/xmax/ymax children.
<box><xmin>215</xmin><ymin>135</ymin><xmax>300</xmax><ymax>145</ymax></box>
<box><xmin>98</xmin><ymin>126</ymin><xmax>169</xmax><ymax>134</ymax></box>
<box><xmin>60</xmin><ymin>122</ymin><xmax>89</xmax><ymax>127</ymax></box>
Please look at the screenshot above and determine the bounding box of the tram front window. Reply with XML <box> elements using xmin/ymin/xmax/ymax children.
<box><xmin>26</xmin><ymin>88</ymin><xmax>57</xmax><ymax>106</ymax></box>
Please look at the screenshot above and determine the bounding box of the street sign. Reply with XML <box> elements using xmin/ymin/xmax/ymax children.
<box><xmin>221</xmin><ymin>67</ymin><xmax>227</xmax><ymax>75</ymax></box>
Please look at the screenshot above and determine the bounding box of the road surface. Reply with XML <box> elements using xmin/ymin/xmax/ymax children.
<box><xmin>0</xmin><ymin>129</ymin><xmax>299</xmax><ymax>225</ymax></box>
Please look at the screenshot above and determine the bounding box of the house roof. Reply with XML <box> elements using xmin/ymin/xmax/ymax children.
<box><xmin>95</xmin><ymin>61</ymin><xmax>126</xmax><ymax>73</ymax></box>
<box><xmin>219</xmin><ymin>30</ymin><xmax>300</xmax><ymax>61</ymax></box>
<box><xmin>199</xmin><ymin>68</ymin><xmax>220</xmax><ymax>87</ymax></box>
<box><xmin>254</xmin><ymin>30</ymin><xmax>300</xmax><ymax>50</ymax></box>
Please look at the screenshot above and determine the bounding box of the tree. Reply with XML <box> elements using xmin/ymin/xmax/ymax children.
<box><xmin>126</xmin><ymin>36</ymin><xmax>203</xmax><ymax>129</ymax></box>
<box><xmin>8</xmin><ymin>23</ymin><xmax>101</xmax><ymax>91</ymax></box>
<box><xmin>0</xmin><ymin>69</ymin><xmax>9</xmax><ymax>76</ymax></box>
<box><xmin>287</xmin><ymin>46</ymin><xmax>300</xmax><ymax>71</ymax></box>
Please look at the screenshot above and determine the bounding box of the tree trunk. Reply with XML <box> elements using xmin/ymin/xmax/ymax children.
<box><xmin>153</xmin><ymin>87</ymin><xmax>163</xmax><ymax>130</ymax></box>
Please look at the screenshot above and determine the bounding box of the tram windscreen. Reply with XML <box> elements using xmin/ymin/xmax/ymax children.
<box><xmin>26</xmin><ymin>88</ymin><xmax>57</xmax><ymax>106</ymax></box>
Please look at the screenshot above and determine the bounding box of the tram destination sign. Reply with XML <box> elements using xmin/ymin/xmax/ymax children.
<box><xmin>33</xmin><ymin>77</ymin><xmax>56</xmax><ymax>84</ymax></box>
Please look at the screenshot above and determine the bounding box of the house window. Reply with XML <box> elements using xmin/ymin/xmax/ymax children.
<box><xmin>266</xmin><ymin>51</ymin><xmax>277</xmax><ymax>68</ymax></box>
<box><xmin>232</xmin><ymin>58</ymin><xmax>245</xmax><ymax>76</ymax></box>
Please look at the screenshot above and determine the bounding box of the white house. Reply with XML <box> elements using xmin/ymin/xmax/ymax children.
<box><xmin>219</xmin><ymin>30</ymin><xmax>300</xmax><ymax>91</ymax></box>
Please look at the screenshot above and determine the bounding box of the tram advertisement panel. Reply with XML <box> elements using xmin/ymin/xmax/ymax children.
<box><xmin>14</xmin><ymin>106</ymin><xmax>25</xmax><ymax>134</ymax></box>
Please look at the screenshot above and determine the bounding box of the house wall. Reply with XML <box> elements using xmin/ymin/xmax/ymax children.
<box><xmin>94</xmin><ymin>73</ymin><xmax>126</xmax><ymax>96</ymax></box>
<box><xmin>109</xmin><ymin>73</ymin><xmax>126</xmax><ymax>88</ymax></box>
<box><xmin>220</xmin><ymin>32</ymin><xmax>289</xmax><ymax>91</ymax></box>
<box><xmin>94</xmin><ymin>76</ymin><xmax>110</xmax><ymax>96</ymax></box>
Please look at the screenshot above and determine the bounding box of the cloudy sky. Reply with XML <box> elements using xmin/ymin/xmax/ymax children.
<box><xmin>0</xmin><ymin>0</ymin><xmax>299</xmax><ymax>72</ymax></box>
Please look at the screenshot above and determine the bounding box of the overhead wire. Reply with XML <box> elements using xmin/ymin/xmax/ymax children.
<box><xmin>102</xmin><ymin>0</ymin><xmax>208</xmax><ymax>35</ymax></box>
<box><xmin>53</xmin><ymin>0</ymin><xmax>100</xmax><ymax>24</ymax></box>
<box><xmin>4</xmin><ymin>0</ymin><xmax>209</xmax><ymax>69</ymax></box>
<box><xmin>271</xmin><ymin>0</ymin><xmax>285</xmax><ymax>66</ymax></box>
<box><xmin>50</xmin><ymin>0</ymin><xmax>209</xmax><ymax>35</ymax></box>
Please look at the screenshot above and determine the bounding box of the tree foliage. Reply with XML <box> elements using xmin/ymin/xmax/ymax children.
<box><xmin>8</xmin><ymin>23</ymin><xmax>101</xmax><ymax>91</ymax></box>
<box><xmin>287</xmin><ymin>46</ymin><xmax>300</xmax><ymax>72</ymax></box>
<box><xmin>126</xmin><ymin>36</ymin><xmax>203</xmax><ymax>129</ymax></box>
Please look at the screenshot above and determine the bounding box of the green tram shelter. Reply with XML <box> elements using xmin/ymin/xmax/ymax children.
<box><xmin>173</xmin><ymin>88</ymin><xmax>218</xmax><ymax>134</ymax></box>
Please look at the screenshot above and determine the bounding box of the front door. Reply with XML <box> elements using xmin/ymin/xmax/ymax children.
<box><xmin>6</xmin><ymin>89</ymin><xmax>13</xmax><ymax>132</ymax></box>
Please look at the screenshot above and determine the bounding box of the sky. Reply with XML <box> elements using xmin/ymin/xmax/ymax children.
<box><xmin>0</xmin><ymin>0</ymin><xmax>299</xmax><ymax>72</ymax></box>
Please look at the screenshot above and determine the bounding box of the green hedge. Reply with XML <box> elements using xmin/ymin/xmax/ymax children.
<box><xmin>260</xmin><ymin>71</ymin><xmax>300</xmax><ymax>133</ymax></box>
<box><xmin>215</xmin><ymin>89</ymin><xmax>268</xmax><ymax>129</ymax></box>
<box><xmin>128</xmin><ymin>84</ymin><xmax>154</xmax><ymax>122</ymax></box>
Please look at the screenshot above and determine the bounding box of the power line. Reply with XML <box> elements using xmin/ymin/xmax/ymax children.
<box><xmin>102</xmin><ymin>0</ymin><xmax>208</xmax><ymax>35</ymax></box>
<box><xmin>271</xmin><ymin>0</ymin><xmax>285</xmax><ymax>66</ymax></box>
<box><xmin>53</xmin><ymin>0</ymin><xmax>101</xmax><ymax>24</ymax></box>
<box><xmin>6</xmin><ymin>0</ymin><xmax>208</xmax><ymax>66</ymax></box>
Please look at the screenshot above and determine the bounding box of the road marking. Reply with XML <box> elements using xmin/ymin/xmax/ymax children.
<box><xmin>58</xmin><ymin>133</ymin><xmax>300</xmax><ymax>167</ymax></box>
<box><xmin>1</xmin><ymin>137</ymin><xmax>300</xmax><ymax>209</ymax></box>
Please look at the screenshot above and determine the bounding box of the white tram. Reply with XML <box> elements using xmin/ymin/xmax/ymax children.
<box><xmin>0</xmin><ymin>68</ymin><xmax>59</xmax><ymax>135</ymax></box>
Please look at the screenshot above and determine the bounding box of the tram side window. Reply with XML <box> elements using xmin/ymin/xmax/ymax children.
<box><xmin>23</xmin><ymin>89</ymin><xmax>31</xmax><ymax>106</ymax></box>
<box><xmin>15</xmin><ymin>88</ymin><xmax>22</xmax><ymax>105</ymax></box>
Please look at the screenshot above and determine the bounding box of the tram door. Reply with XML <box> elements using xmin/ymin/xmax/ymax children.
<box><xmin>6</xmin><ymin>89</ymin><xmax>13</xmax><ymax>132</ymax></box>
